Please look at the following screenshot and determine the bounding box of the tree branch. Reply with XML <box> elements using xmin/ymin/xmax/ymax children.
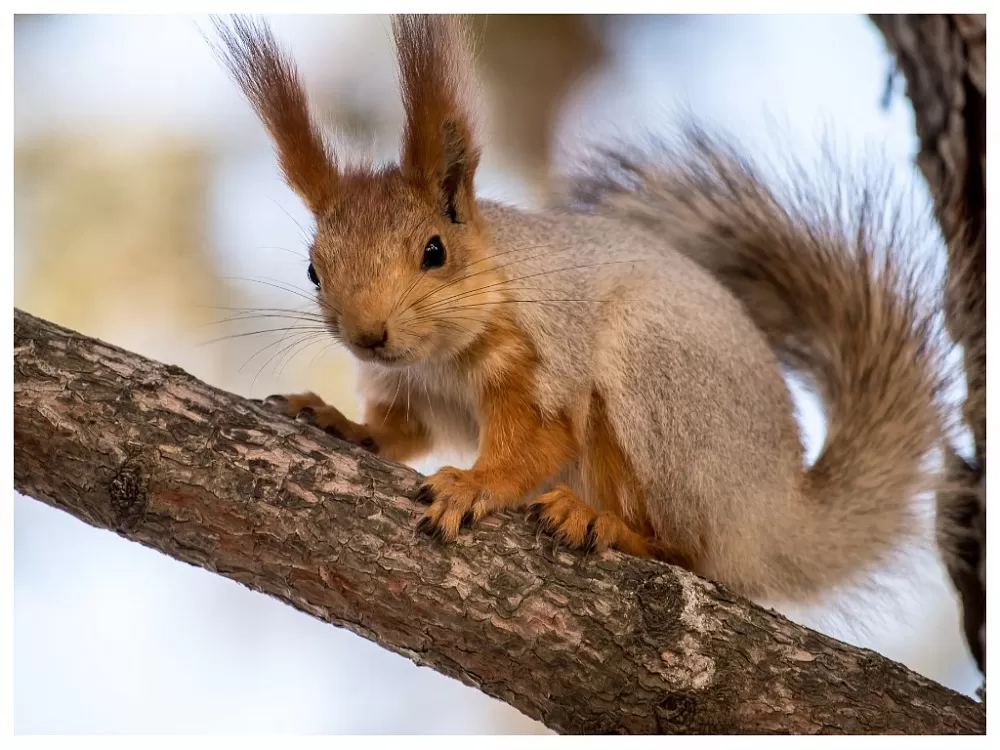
<box><xmin>13</xmin><ymin>308</ymin><xmax>985</xmax><ymax>734</ymax></box>
<box><xmin>870</xmin><ymin>13</ymin><xmax>986</xmax><ymax>679</ymax></box>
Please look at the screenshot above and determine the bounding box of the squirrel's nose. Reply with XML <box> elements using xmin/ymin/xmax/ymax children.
<box><xmin>353</xmin><ymin>327</ymin><xmax>389</xmax><ymax>351</ymax></box>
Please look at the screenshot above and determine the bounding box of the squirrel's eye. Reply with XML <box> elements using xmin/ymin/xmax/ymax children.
<box><xmin>421</xmin><ymin>236</ymin><xmax>447</xmax><ymax>270</ymax></box>
<box><xmin>307</xmin><ymin>262</ymin><xmax>320</xmax><ymax>288</ymax></box>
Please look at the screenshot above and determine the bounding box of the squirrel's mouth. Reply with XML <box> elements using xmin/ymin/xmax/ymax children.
<box><xmin>345</xmin><ymin>338</ymin><xmax>408</xmax><ymax>365</ymax></box>
<box><xmin>363</xmin><ymin>348</ymin><xmax>412</xmax><ymax>367</ymax></box>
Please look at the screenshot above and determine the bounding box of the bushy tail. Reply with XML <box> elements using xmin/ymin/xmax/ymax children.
<box><xmin>564</xmin><ymin>125</ymin><xmax>957</xmax><ymax>588</ymax></box>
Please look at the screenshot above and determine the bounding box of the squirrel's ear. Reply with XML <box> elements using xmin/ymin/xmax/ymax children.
<box><xmin>211</xmin><ymin>16</ymin><xmax>338</xmax><ymax>216</ymax></box>
<box><xmin>393</xmin><ymin>15</ymin><xmax>481</xmax><ymax>224</ymax></box>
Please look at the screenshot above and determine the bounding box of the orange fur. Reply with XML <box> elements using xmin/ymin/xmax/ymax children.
<box><xmin>210</xmin><ymin>16</ymin><xmax>338</xmax><ymax>214</ymax></box>
<box><xmin>363</xmin><ymin>400</ymin><xmax>433</xmax><ymax>463</ymax></box>
<box><xmin>583</xmin><ymin>391</ymin><xmax>649</xmax><ymax>523</ymax></box>
<box><xmin>392</xmin><ymin>14</ymin><xmax>481</xmax><ymax>223</ymax></box>
<box><xmin>418</xmin><ymin>316</ymin><xmax>578</xmax><ymax>541</ymax></box>
<box><xmin>278</xmin><ymin>392</ymin><xmax>326</xmax><ymax>414</ymax></box>
<box><xmin>580</xmin><ymin>392</ymin><xmax>702</xmax><ymax>569</ymax></box>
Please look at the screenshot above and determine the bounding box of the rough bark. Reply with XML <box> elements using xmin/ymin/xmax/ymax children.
<box><xmin>870</xmin><ymin>14</ymin><xmax>986</xmax><ymax>679</ymax></box>
<box><xmin>12</xmin><ymin>308</ymin><xmax>986</xmax><ymax>734</ymax></box>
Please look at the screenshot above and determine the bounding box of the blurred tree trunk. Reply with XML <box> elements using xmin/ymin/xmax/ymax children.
<box><xmin>468</xmin><ymin>15</ymin><xmax>607</xmax><ymax>198</ymax></box>
<box><xmin>870</xmin><ymin>14</ymin><xmax>986</xmax><ymax>679</ymax></box>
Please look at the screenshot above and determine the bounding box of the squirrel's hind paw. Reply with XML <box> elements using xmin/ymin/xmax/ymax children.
<box><xmin>528</xmin><ymin>485</ymin><xmax>662</xmax><ymax>561</ymax></box>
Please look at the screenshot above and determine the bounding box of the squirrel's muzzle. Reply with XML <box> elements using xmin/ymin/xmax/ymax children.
<box><xmin>351</xmin><ymin>327</ymin><xmax>390</xmax><ymax>352</ymax></box>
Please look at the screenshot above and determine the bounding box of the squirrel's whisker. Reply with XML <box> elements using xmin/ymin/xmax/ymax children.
<box><xmin>396</xmin><ymin>242</ymin><xmax>575</xmax><ymax>316</ymax></box>
<box><xmin>417</xmin><ymin>260</ymin><xmax>647</xmax><ymax>315</ymax></box>
<box><xmin>198</xmin><ymin>325</ymin><xmax>329</xmax><ymax>347</ymax></box>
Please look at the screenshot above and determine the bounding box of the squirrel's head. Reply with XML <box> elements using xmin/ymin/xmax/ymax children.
<box><xmin>306</xmin><ymin>166</ymin><xmax>498</xmax><ymax>366</ymax></box>
<box><xmin>215</xmin><ymin>15</ymin><xmax>499</xmax><ymax>367</ymax></box>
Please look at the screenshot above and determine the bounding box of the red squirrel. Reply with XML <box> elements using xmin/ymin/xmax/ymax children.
<box><xmin>212</xmin><ymin>15</ymin><xmax>954</xmax><ymax>603</ymax></box>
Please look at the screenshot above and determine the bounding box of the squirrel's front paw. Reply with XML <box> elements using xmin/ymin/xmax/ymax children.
<box><xmin>257</xmin><ymin>392</ymin><xmax>379</xmax><ymax>453</ymax></box>
<box><xmin>415</xmin><ymin>467</ymin><xmax>504</xmax><ymax>542</ymax></box>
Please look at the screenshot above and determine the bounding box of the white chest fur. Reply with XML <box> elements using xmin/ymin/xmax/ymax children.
<box><xmin>359</xmin><ymin>359</ymin><xmax>482</xmax><ymax>454</ymax></box>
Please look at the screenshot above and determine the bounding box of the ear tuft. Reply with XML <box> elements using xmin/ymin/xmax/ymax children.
<box><xmin>210</xmin><ymin>15</ymin><xmax>338</xmax><ymax>215</ymax></box>
<box><xmin>392</xmin><ymin>14</ymin><xmax>481</xmax><ymax>223</ymax></box>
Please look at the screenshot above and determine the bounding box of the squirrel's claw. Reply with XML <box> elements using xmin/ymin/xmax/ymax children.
<box><xmin>414</xmin><ymin>484</ymin><xmax>436</xmax><ymax>505</ymax></box>
<box><xmin>263</xmin><ymin>394</ymin><xmax>289</xmax><ymax>411</ymax></box>
<box><xmin>529</xmin><ymin>485</ymin><xmax>666</xmax><ymax>562</ymax></box>
<box><xmin>415</xmin><ymin>468</ymin><xmax>508</xmax><ymax>542</ymax></box>
<box><xmin>259</xmin><ymin>392</ymin><xmax>379</xmax><ymax>454</ymax></box>
<box><xmin>295</xmin><ymin>406</ymin><xmax>317</xmax><ymax>425</ymax></box>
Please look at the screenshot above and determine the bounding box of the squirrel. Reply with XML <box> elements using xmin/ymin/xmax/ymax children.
<box><xmin>212</xmin><ymin>14</ymin><xmax>953</xmax><ymax>604</ymax></box>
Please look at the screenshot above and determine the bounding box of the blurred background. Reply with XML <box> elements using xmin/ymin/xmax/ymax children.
<box><xmin>13</xmin><ymin>14</ymin><xmax>982</xmax><ymax>734</ymax></box>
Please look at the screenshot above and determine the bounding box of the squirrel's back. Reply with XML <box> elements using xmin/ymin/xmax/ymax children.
<box><xmin>477</xmin><ymin>199</ymin><xmax>794</xmax><ymax>415</ymax></box>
